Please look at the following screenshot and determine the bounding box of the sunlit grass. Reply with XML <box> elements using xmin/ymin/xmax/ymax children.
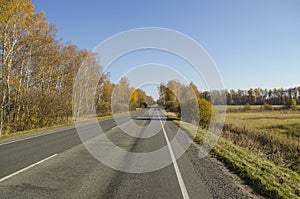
<box><xmin>225</xmin><ymin>111</ymin><xmax>300</xmax><ymax>137</ymax></box>
<box><xmin>0</xmin><ymin>114</ymin><xmax>118</xmax><ymax>140</ymax></box>
<box><xmin>174</xmin><ymin>120</ymin><xmax>300</xmax><ymax>199</ymax></box>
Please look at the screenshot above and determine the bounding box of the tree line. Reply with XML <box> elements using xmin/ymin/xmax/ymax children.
<box><xmin>202</xmin><ymin>87</ymin><xmax>300</xmax><ymax>106</ymax></box>
<box><xmin>0</xmin><ymin>0</ymin><xmax>153</xmax><ymax>135</ymax></box>
<box><xmin>157</xmin><ymin>80</ymin><xmax>299</xmax><ymax>127</ymax></box>
<box><xmin>158</xmin><ymin>80</ymin><xmax>300</xmax><ymax>108</ymax></box>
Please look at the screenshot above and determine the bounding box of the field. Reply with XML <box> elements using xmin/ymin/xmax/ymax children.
<box><xmin>223</xmin><ymin>108</ymin><xmax>300</xmax><ymax>198</ymax></box>
<box><xmin>224</xmin><ymin>110</ymin><xmax>300</xmax><ymax>172</ymax></box>
<box><xmin>225</xmin><ymin>110</ymin><xmax>300</xmax><ymax>138</ymax></box>
<box><xmin>172</xmin><ymin>107</ymin><xmax>300</xmax><ymax>198</ymax></box>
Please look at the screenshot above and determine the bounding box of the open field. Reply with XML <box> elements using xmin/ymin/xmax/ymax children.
<box><xmin>226</xmin><ymin>105</ymin><xmax>300</xmax><ymax>113</ymax></box>
<box><xmin>225</xmin><ymin>110</ymin><xmax>300</xmax><ymax>138</ymax></box>
<box><xmin>224</xmin><ymin>109</ymin><xmax>300</xmax><ymax>198</ymax></box>
<box><xmin>169</xmin><ymin>108</ymin><xmax>300</xmax><ymax>198</ymax></box>
<box><xmin>224</xmin><ymin>110</ymin><xmax>300</xmax><ymax>173</ymax></box>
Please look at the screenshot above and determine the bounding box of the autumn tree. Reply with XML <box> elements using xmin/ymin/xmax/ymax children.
<box><xmin>291</xmin><ymin>98</ymin><xmax>297</xmax><ymax>110</ymax></box>
<box><xmin>0</xmin><ymin>0</ymin><xmax>50</xmax><ymax>134</ymax></box>
<box><xmin>96</xmin><ymin>80</ymin><xmax>114</xmax><ymax>116</ymax></box>
<box><xmin>198</xmin><ymin>98</ymin><xmax>212</xmax><ymax>128</ymax></box>
<box><xmin>129</xmin><ymin>89</ymin><xmax>153</xmax><ymax>110</ymax></box>
<box><xmin>248</xmin><ymin>88</ymin><xmax>254</xmax><ymax>105</ymax></box>
<box><xmin>189</xmin><ymin>82</ymin><xmax>200</xmax><ymax>98</ymax></box>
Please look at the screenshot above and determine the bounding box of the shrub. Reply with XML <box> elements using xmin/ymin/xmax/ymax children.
<box><xmin>198</xmin><ymin>98</ymin><xmax>212</xmax><ymax>128</ymax></box>
<box><xmin>97</xmin><ymin>101</ymin><xmax>112</xmax><ymax>116</ymax></box>
<box><xmin>291</xmin><ymin>98</ymin><xmax>297</xmax><ymax>110</ymax></box>
<box><xmin>243</xmin><ymin>103</ymin><xmax>251</xmax><ymax>112</ymax></box>
<box><xmin>262</xmin><ymin>103</ymin><xmax>273</xmax><ymax>111</ymax></box>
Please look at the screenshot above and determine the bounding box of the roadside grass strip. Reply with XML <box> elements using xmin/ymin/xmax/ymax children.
<box><xmin>174</xmin><ymin>120</ymin><xmax>300</xmax><ymax>199</ymax></box>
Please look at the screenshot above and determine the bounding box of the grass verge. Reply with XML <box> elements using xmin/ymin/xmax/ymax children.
<box><xmin>0</xmin><ymin>114</ymin><xmax>118</xmax><ymax>140</ymax></box>
<box><xmin>173</xmin><ymin>120</ymin><xmax>300</xmax><ymax>199</ymax></box>
<box><xmin>0</xmin><ymin>122</ymin><xmax>74</xmax><ymax>140</ymax></box>
<box><xmin>0</xmin><ymin>109</ymin><xmax>146</xmax><ymax>140</ymax></box>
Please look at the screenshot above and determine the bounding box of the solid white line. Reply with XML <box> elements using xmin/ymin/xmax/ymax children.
<box><xmin>158</xmin><ymin>112</ymin><xmax>190</xmax><ymax>199</ymax></box>
<box><xmin>0</xmin><ymin>154</ymin><xmax>58</xmax><ymax>183</ymax></box>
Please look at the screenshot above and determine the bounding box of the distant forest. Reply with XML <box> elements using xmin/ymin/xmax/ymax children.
<box><xmin>157</xmin><ymin>80</ymin><xmax>299</xmax><ymax>109</ymax></box>
<box><xmin>202</xmin><ymin>87</ymin><xmax>300</xmax><ymax>106</ymax></box>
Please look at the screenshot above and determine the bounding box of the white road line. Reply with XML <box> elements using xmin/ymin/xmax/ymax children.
<box><xmin>0</xmin><ymin>154</ymin><xmax>58</xmax><ymax>183</ymax></box>
<box><xmin>158</xmin><ymin>111</ymin><xmax>190</xmax><ymax>199</ymax></box>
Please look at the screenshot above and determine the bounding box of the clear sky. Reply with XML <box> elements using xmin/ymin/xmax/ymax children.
<box><xmin>34</xmin><ymin>0</ymin><xmax>300</xmax><ymax>95</ymax></box>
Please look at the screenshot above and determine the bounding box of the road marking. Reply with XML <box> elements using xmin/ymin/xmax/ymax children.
<box><xmin>0</xmin><ymin>154</ymin><xmax>58</xmax><ymax>183</ymax></box>
<box><xmin>158</xmin><ymin>111</ymin><xmax>190</xmax><ymax>199</ymax></box>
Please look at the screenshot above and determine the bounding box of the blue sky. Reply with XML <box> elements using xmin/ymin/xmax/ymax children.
<box><xmin>34</xmin><ymin>0</ymin><xmax>300</xmax><ymax>97</ymax></box>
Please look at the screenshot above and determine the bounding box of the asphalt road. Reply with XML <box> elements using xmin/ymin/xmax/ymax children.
<box><xmin>0</xmin><ymin>106</ymin><xmax>259</xmax><ymax>199</ymax></box>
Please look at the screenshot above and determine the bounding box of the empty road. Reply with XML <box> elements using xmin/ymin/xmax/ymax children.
<box><xmin>0</xmin><ymin>106</ymin><xmax>259</xmax><ymax>198</ymax></box>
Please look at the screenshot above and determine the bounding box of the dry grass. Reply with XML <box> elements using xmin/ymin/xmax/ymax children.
<box><xmin>225</xmin><ymin>111</ymin><xmax>300</xmax><ymax>140</ymax></box>
<box><xmin>225</xmin><ymin>105</ymin><xmax>300</xmax><ymax>112</ymax></box>
<box><xmin>226</xmin><ymin>111</ymin><xmax>300</xmax><ymax>132</ymax></box>
<box><xmin>224</xmin><ymin>111</ymin><xmax>300</xmax><ymax>173</ymax></box>
<box><xmin>168</xmin><ymin>107</ymin><xmax>300</xmax><ymax>198</ymax></box>
<box><xmin>174</xmin><ymin>120</ymin><xmax>300</xmax><ymax>199</ymax></box>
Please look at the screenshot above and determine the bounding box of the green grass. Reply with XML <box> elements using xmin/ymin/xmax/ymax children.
<box><xmin>173</xmin><ymin>119</ymin><xmax>300</xmax><ymax>199</ymax></box>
